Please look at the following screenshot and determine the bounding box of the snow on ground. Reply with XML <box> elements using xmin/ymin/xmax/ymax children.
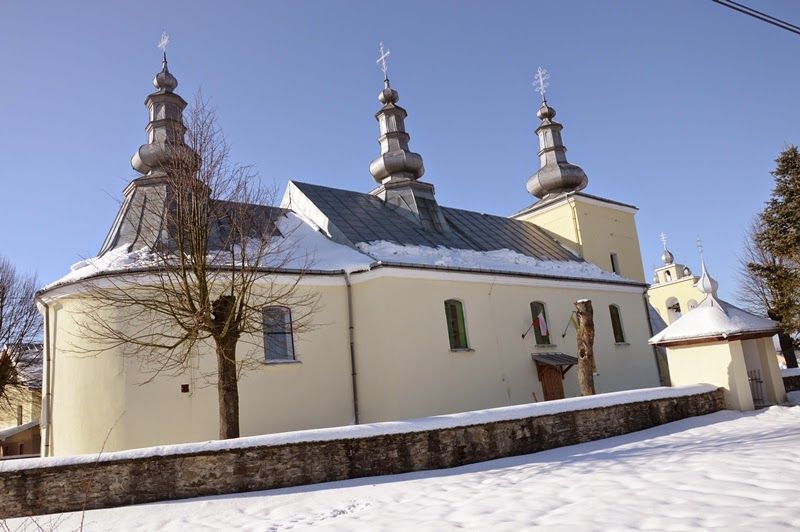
<box><xmin>356</xmin><ymin>240</ymin><xmax>629</xmax><ymax>282</ymax></box>
<box><xmin>7</xmin><ymin>406</ymin><xmax>800</xmax><ymax>531</ymax></box>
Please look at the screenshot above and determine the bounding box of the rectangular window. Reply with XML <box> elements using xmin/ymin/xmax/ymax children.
<box><xmin>610</xmin><ymin>253</ymin><xmax>620</xmax><ymax>274</ymax></box>
<box><xmin>444</xmin><ymin>300</ymin><xmax>468</xmax><ymax>349</ymax></box>
<box><xmin>262</xmin><ymin>307</ymin><xmax>295</xmax><ymax>361</ymax></box>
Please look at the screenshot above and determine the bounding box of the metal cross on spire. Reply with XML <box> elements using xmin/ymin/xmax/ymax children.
<box><xmin>696</xmin><ymin>237</ymin><xmax>705</xmax><ymax>260</ymax></box>
<box><xmin>377</xmin><ymin>42</ymin><xmax>391</xmax><ymax>82</ymax></box>
<box><xmin>660</xmin><ymin>232</ymin><xmax>669</xmax><ymax>250</ymax></box>
<box><xmin>533</xmin><ymin>66</ymin><xmax>550</xmax><ymax>103</ymax></box>
<box><xmin>157</xmin><ymin>31</ymin><xmax>170</xmax><ymax>60</ymax></box>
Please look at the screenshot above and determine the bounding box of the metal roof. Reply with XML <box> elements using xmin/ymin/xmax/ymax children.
<box><xmin>290</xmin><ymin>181</ymin><xmax>580</xmax><ymax>262</ymax></box>
<box><xmin>531</xmin><ymin>352</ymin><xmax>578</xmax><ymax>367</ymax></box>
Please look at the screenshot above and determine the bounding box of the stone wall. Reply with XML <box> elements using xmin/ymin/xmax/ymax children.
<box><xmin>0</xmin><ymin>388</ymin><xmax>725</xmax><ymax>518</ymax></box>
<box><xmin>784</xmin><ymin>375</ymin><xmax>800</xmax><ymax>392</ymax></box>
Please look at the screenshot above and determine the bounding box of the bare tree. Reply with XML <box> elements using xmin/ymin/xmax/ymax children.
<box><xmin>0</xmin><ymin>257</ymin><xmax>42</xmax><ymax>406</ymax></box>
<box><xmin>76</xmin><ymin>97</ymin><xmax>317</xmax><ymax>439</ymax></box>
<box><xmin>737</xmin><ymin>218</ymin><xmax>799</xmax><ymax>367</ymax></box>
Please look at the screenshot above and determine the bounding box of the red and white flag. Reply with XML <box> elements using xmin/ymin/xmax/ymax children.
<box><xmin>536</xmin><ymin>312</ymin><xmax>548</xmax><ymax>337</ymax></box>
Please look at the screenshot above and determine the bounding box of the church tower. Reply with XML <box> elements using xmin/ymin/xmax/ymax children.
<box><xmin>368</xmin><ymin>45</ymin><xmax>449</xmax><ymax>232</ymax></box>
<box><xmin>647</xmin><ymin>237</ymin><xmax>703</xmax><ymax>324</ymax></box>
<box><xmin>512</xmin><ymin>77</ymin><xmax>645</xmax><ymax>282</ymax></box>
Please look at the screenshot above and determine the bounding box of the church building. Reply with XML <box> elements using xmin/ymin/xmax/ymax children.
<box><xmin>37</xmin><ymin>55</ymin><xmax>663</xmax><ymax>456</ymax></box>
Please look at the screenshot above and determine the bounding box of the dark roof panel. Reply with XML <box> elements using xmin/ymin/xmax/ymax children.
<box><xmin>291</xmin><ymin>181</ymin><xmax>580</xmax><ymax>262</ymax></box>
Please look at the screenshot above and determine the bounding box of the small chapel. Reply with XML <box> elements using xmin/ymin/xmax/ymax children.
<box><xmin>37</xmin><ymin>53</ymin><xmax>664</xmax><ymax>456</ymax></box>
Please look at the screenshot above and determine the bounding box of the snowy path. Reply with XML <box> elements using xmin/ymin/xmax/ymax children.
<box><xmin>7</xmin><ymin>406</ymin><xmax>800</xmax><ymax>531</ymax></box>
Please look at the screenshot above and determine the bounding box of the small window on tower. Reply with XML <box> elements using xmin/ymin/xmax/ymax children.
<box><xmin>610</xmin><ymin>253</ymin><xmax>620</xmax><ymax>274</ymax></box>
<box><xmin>664</xmin><ymin>271</ymin><xmax>672</xmax><ymax>282</ymax></box>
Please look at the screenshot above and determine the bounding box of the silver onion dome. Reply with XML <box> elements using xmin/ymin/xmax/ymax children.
<box><xmin>526</xmin><ymin>101</ymin><xmax>588</xmax><ymax>199</ymax></box>
<box><xmin>153</xmin><ymin>55</ymin><xmax>178</xmax><ymax>92</ymax></box>
<box><xmin>661</xmin><ymin>248</ymin><xmax>675</xmax><ymax>265</ymax></box>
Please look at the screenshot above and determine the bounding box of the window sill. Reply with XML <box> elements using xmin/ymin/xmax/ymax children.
<box><xmin>262</xmin><ymin>359</ymin><xmax>302</xmax><ymax>365</ymax></box>
<box><xmin>533</xmin><ymin>343</ymin><xmax>557</xmax><ymax>348</ymax></box>
<box><xmin>614</xmin><ymin>342</ymin><xmax>630</xmax><ymax>347</ymax></box>
<box><xmin>450</xmin><ymin>348</ymin><xmax>475</xmax><ymax>353</ymax></box>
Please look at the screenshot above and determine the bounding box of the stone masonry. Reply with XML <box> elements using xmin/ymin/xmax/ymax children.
<box><xmin>0</xmin><ymin>388</ymin><xmax>725</xmax><ymax>518</ymax></box>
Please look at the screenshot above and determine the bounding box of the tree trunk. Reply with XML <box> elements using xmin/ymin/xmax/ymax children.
<box><xmin>575</xmin><ymin>299</ymin><xmax>596</xmax><ymax>396</ymax></box>
<box><xmin>215</xmin><ymin>334</ymin><xmax>240</xmax><ymax>439</ymax></box>
<box><xmin>778</xmin><ymin>331</ymin><xmax>798</xmax><ymax>368</ymax></box>
<box><xmin>212</xmin><ymin>294</ymin><xmax>240</xmax><ymax>439</ymax></box>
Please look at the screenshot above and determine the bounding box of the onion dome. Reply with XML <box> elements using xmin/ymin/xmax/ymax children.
<box><xmin>683</xmin><ymin>266</ymin><xmax>692</xmax><ymax>276</ymax></box>
<box><xmin>526</xmin><ymin>100</ymin><xmax>589</xmax><ymax>199</ymax></box>
<box><xmin>153</xmin><ymin>54</ymin><xmax>178</xmax><ymax>92</ymax></box>
<box><xmin>697</xmin><ymin>260</ymin><xmax>719</xmax><ymax>298</ymax></box>
<box><xmin>661</xmin><ymin>248</ymin><xmax>674</xmax><ymax>265</ymax></box>
<box><xmin>369</xmin><ymin>80</ymin><xmax>425</xmax><ymax>184</ymax></box>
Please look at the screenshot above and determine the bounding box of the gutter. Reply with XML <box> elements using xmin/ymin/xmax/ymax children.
<box><xmin>344</xmin><ymin>271</ymin><xmax>359</xmax><ymax>425</ymax></box>
<box><xmin>34</xmin><ymin>295</ymin><xmax>52</xmax><ymax>457</ymax></box>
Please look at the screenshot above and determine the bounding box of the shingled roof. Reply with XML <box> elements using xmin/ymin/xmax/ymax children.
<box><xmin>287</xmin><ymin>181</ymin><xmax>579</xmax><ymax>262</ymax></box>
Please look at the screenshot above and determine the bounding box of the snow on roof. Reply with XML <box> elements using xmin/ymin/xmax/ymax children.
<box><xmin>0</xmin><ymin>421</ymin><xmax>38</xmax><ymax>441</ymax></box>
<box><xmin>356</xmin><ymin>241</ymin><xmax>632</xmax><ymax>283</ymax></box>
<box><xmin>44</xmin><ymin>212</ymin><xmax>375</xmax><ymax>289</ymax></box>
<box><xmin>649</xmin><ymin>296</ymin><xmax>779</xmax><ymax>345</ymax></box>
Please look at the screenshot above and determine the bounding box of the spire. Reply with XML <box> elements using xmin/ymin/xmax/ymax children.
<box><xmin>131</xmin><ymin>33</ymin><xmax>196</xmax><ymax>177</ymax></box>
<box><xmin>526</xmin><ymin>68</ymin><xmax>588</xmax><ymax>199</ymax></box>
<box><xmin>369</xmin><ymin>43</ymin><xmax>424</xmax><ymax>185</ymax></box>
<box><xmin>696</xmin><ymin>258</ymin><xmax>720</xmax><ymax>299</ymax></box>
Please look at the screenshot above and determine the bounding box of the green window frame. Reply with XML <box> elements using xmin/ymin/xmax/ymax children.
<box><xmin>444</xmin><ymin>299</ymin><xmax>468</xmax><ymax>349</ymax></box>
<box><xmin>609</xmin><ymin>304</ymin><xmax>626</xmax><ymax>343</ymax></box>
<box><xmin>529</xmin><ymin>301</ymin><xmax>551</xmax><ymax>345</ymax></box>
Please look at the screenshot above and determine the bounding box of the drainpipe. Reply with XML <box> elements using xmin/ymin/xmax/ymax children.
<box><xmin>35</xmin><ymin>295</ymin><xmax>52</xmax><ymax>457</ymax></box>
<box><xmin>344</xmin><ymin>272</ymin><xmax>359</xmax><ymax>424</ymax></box>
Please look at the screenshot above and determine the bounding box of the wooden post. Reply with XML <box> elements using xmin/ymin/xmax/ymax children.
<box><xmin>575</xmin><ymin>299</ymin><xmax>596</xmax><ymax>396</ymax></box>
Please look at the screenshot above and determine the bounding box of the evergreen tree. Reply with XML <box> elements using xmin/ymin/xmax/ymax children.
<box><xmin>751</xmin><ymin>146</ymin><xmax>800</xmax><ymax>367</ymax></box>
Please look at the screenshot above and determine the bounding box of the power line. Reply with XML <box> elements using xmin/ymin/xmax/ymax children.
<box><xmin>712</xmin><ymin>0</ymin><xmax>800</xmax><ymax>37</ymax></box>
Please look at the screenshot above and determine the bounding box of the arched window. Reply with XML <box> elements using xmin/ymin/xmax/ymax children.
<box><xmin>609</xmin><ymin>304</ymin><xmax>626</xmax><ymax>343</ymax></box>
<box><xmin>664</xmin><ymin>271</ymin><xmax>672</xmax><ymax>282</ymax></box>
<box><xmin>444</xmin><ymin>299</ymin><xmax>468</xmax><ymax>349</ymax></box>
<box><xmin>666</xmin><ymin>297</ymin><xmax>682</xmax><ymax>324</ymax></box>
<box><xmin>263</xmin><ymin>306</ymin><xmax>295</xmax><ymax>361</ymax></box>
<box><xmin>530</xmin><ymin>301</ymin><xmax>552</xmax><ymax>345</ymax></box>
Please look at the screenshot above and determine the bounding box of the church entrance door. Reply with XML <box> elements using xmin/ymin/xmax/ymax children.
<box><xmin>536</xmin><ymin>362</ymin><xmax>565</xmax><ymax>401</ymax></box>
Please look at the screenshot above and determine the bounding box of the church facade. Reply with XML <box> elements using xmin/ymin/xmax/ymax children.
<box><xmin>37</xmin><ymin>58</ymin><xmax>663</xmax><ymax>456</ymax></box>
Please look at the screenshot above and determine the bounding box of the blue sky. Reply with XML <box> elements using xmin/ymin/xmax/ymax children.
<box><xmin>1</xmin><ymin>0</ymin><xmax>799</xmax><ymax>302</ymax></box>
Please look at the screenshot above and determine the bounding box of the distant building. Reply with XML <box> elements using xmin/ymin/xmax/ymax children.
<box><xmin>0</xmin><ymin>343</ymin><xmax>42</xmax><ymax>458</ymax></box>
<box><xmin>37</xmin><ymin>57</ymin><xmax>663</xmax><ymax>456</ymax></box>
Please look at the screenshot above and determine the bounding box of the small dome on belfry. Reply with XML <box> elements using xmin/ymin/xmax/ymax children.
<box><xmin>153</xmin><ymin>53</ymin><xmax>178</xmax><ymax>92</ymax></box>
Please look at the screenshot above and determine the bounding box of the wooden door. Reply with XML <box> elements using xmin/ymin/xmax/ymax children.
<box><xmin>537</xmin><ymin>362</ymin><xmax>565</xmax><ymax>401</ymax></box>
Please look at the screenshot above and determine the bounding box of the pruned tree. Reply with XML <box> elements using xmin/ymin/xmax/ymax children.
<box><xmin>738</xmin><ymin>218</ymin><xmax>799</xmax><ymax>368</ymax></box>
<box><xmin>76</xmin><ymin>96</ymin><xmax>317</xmax><ymax>439</ymax></box>
<box><xmin>574</xmin><ymin>299</ymin><xmax>596</xmax><ymax>396</ymax></box>
<box><xmin>0</xmin><ymin>256</ymin><xmax>42</xmax><ymax>405</ymax></box>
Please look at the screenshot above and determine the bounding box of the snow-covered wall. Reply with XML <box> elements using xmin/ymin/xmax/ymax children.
<box><xmin>0</xmin><ymin>385</ymin><xmax>724</xmax><ymax>518</ymax></box>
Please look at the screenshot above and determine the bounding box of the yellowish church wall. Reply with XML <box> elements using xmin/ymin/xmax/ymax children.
<box><xmin>43</xmin><ymin>268</ymin><xmax>660</xmax><ymax>456</ymax></box>
<box><xmin>516</xmin><ymin>197</ymin><xmax>645</xmax><ymax>283</ymax></box>
<box><xmin>45</xmin><ymin>283</ymin><xmax>355</xmax><ymax>456</ymax></box>
<box><xmin>350</xmin><ymin>270</ymin><xmax>660</xmax><ymax>423</ymax></box>
<box><xmin>0</xmin><ymin>387</ymin><xmax>40</xmax><ymax>429</ymax></box>
<box><xmin>741</xmin><ymin>337</ymin><xmax>786</xmax><ymax>405</ymax></box>
<box><xmin>665</xmin><ymin>340</ymin><xmax>754</xmax><ymax>411</ymax></box>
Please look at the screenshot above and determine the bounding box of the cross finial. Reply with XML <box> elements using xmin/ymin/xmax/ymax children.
<box><xmin>696</xmin><ymin>237</ymin><xmax>704</xmax><ymax>259</ymax></box>
<box><xmin>377</xmin><ymin>42</ymin><xmax>391</xmax><ymax>83</ymax></box>
<box><xmin>157</xmin><ymin>32</ymin><xmax>170</xmax><ymax>60</ymax></box>
<box><xmin>533</xmin><ymin>66</ymin><xmax>550</xmax><ymax>103</ymax></box>
<box><xmin>660</xmin><ymin>232</ymin><xmax>669</xmax><ymax>250</ymax></box>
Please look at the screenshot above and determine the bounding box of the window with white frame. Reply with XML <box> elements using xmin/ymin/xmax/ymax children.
<box><xmin>262</xmin><ymin>306</ymin><xmax>295</xmax><ymax>361</ymax></box>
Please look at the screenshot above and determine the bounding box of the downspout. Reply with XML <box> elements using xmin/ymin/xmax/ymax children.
<box><xmin>642</xmin><ymin>290</ymin><xmax>670</xmax><ymax>386</ymax></box>
<box><xmin>344</xmin><ymin>272</ymin><xmax>359</xmax><ymax>424</ymax></box>
<box><xmin>568</xmin><ymin>197</ymin><xmax>584</xmax><ymax>258</ymax></box>
<box><xmin>35</xmin><ymin>295</ymin><xmax>52</xmax><ymax>457</ymax></box>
